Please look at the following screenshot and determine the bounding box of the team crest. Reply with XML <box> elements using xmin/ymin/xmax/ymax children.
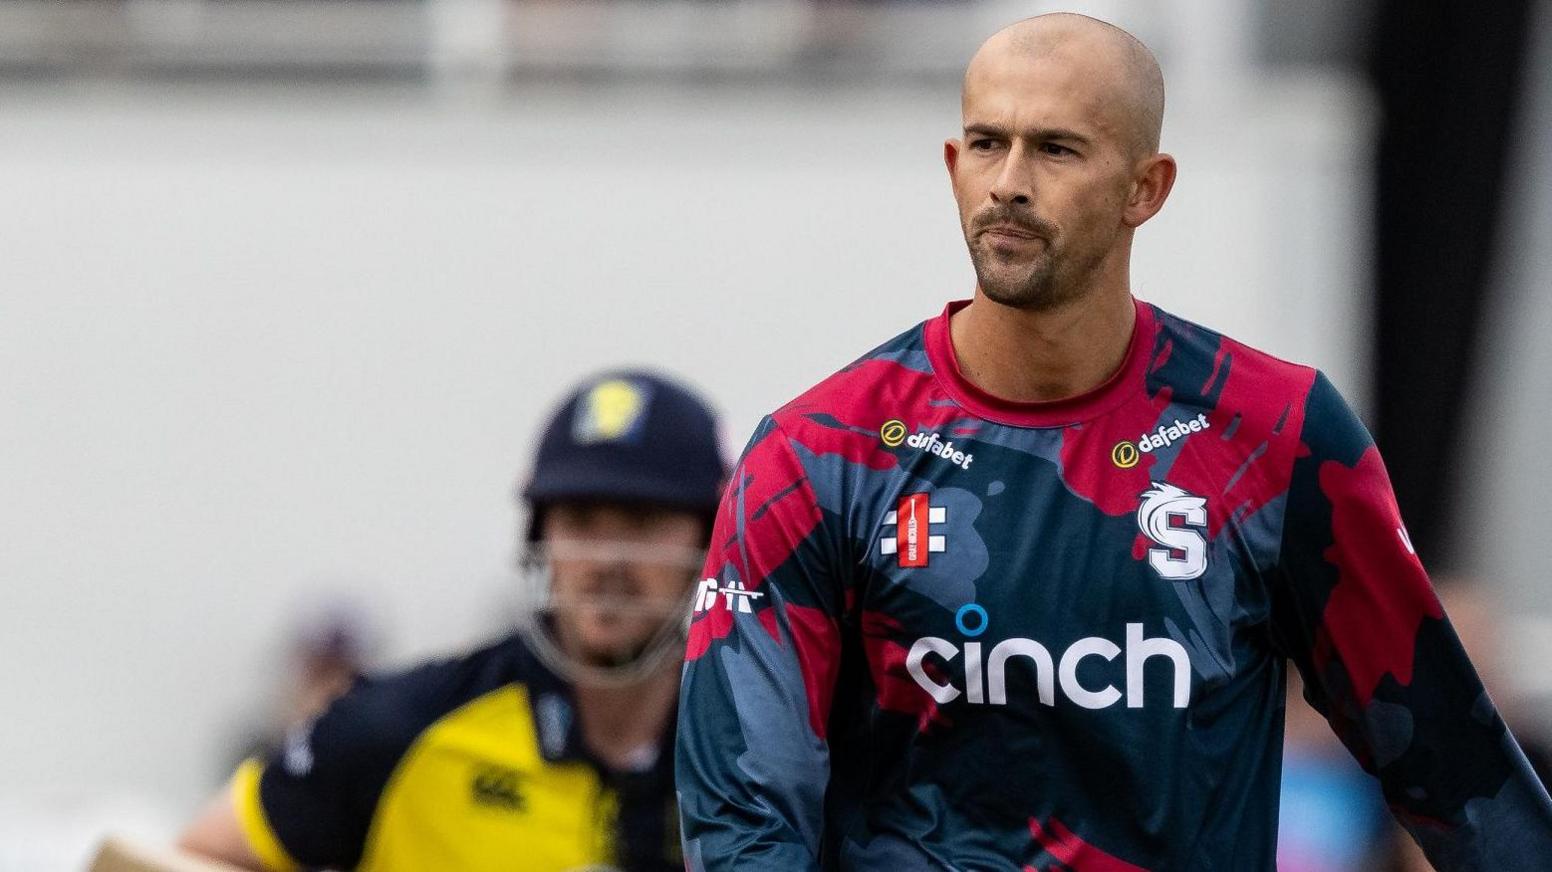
<box><xmin>572</xmin><ymin>378</ymin><xmax>650</xmax><ymax>444</ymax></box>
<box><xmin>1137</xmin><ymin>482</ymin><xmax>1208</xmax><ymax>581</ymax></box>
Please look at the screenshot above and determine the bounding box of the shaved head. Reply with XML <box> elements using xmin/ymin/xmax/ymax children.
<box><xmin>945</xmin><ymin>13</ymin><xmax>1175</xmax><ymax>312</ymax></box>
<box><xmin>966</xmin><ymin>13</ymin><xmax>1165</xmax><ymax>158</ymax></box>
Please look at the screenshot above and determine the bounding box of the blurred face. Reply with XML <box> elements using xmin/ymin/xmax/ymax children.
<box><xmin>540</xmin><ymin>501</ymin><xmax>704</xmax><ymax>669</ymax></box>
<box><xmin>946</xmin><ymin>45</ymin><xmax>1144</xmax><ymax>310</ymax></box>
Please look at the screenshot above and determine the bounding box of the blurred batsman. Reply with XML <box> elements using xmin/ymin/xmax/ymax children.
<box><xmin>179</xmin><ymin>372</ymin><xmax>724</xmax><ymax>871</ymax></box>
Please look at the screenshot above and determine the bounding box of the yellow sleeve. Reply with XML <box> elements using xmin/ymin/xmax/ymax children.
<box><xmin>230</xmin><ymin>759</ymin><xmax>301</xmax><ymax>872</ymax></box>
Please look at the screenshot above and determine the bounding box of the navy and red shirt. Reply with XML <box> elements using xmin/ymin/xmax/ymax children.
<box><xmin>676</xmin><ymin>298</ymin><xmax>1552</xmax><ymax>870</ymax></box>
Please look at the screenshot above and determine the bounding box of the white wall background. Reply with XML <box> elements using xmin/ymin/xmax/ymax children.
<box><xmin>0</xmin><ymin>69</ymin><xmax>1373</xmax><ymax>862</ymax></box>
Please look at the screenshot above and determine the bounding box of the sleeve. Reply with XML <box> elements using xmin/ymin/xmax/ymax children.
<box><xmin>1269</xmin><ymin>371</ymin><xmax>1552</xmax><ymax>870</ymax></box>
<box><xmin>231</xmin><ymin>679</ymin><xmax>409</xmax><ymax>870</ymax></box>
<box><xmin>676</xmin><ymin>416</ymin><xmax>846</xmax><ymax>872</ymax></box>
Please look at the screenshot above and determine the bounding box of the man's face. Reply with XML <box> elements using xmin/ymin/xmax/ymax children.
<box><xmin>947</xmin><ymin>46</ymin><xmax>1140</xmax><ymax>310</ymax></box>
<box><xmin>540</xmin><ymin>501</ymin><xmax>704</xmax><ymax>669</ymax></box>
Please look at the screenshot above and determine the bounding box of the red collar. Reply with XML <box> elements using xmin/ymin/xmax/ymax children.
<box><xmin>923</xmin><ymin>296</ymin><xmax>1155</xmax><ymax>428</ymax></box>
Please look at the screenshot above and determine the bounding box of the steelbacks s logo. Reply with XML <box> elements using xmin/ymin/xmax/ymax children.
<box><xmin>1137</xmin><ymin>482</ymin><xmax>1208</xmax><ymax>581</ymax></box>
<box><xmin>880</xmin><ymin>493</ymin><xmax>946</xmax><ymax>567</ymax></box>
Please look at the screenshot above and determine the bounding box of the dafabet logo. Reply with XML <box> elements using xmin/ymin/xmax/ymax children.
<box><xmin>880</xmin><ymin>419</ymin><xmax>908</xmax><ymax>448</ymax></box>
<box><xmin>1111</xmin><ymin>414</ymin><xmax>1212</xmax><ymax>468</ymax></box>
<box><xmin>880</xmin><ymin>420</ymin><xmax>975</xmax><ymax>471</ymax></box>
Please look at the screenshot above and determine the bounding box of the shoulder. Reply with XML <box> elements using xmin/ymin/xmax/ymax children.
<box><xmin>321</xmin><ymin>634</ymin><xmax>532</xmax><ymax>754</ymax></box>
<box><xmin>738</xmin><ymin>316</ymin><xmax>940</xmax><ymax>470</ymax></box>
<box><xmin>769</xmin><ymin>318</ymin><xmax>934</xmax><ymax>431</ymax></box>
<box><xmin>1144</xmin><ymin>303</ymin><xmax>1326</xmax><ymax>441</ymax></box>
<box><xmin>1294</xmin><ymin>370</ymin><xmax>1374</xmax><ymax>466</ymax></box>
<box><xmin>711</xmin><ymin>319</ymin><xmax>940</xmax><ymax>551</ymax></box>
<box><xmin>726</xmin><ymin>319</ymin><xmax>925</xmax><ymax>489</ymax></box>
<box><xmin>242</xmin><ymin>636</ymin><xmax>542</xmax><ymax>868</ymax></box>
<box><xmin>1146</xmin><ymin>303</ymin><xmax>1319</xmax><ymax>408</ymax></box>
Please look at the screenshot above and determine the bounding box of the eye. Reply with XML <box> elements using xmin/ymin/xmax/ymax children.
<box><xmin>1040</xmin><ymin>142</ymin><xmax>1075</xmax><ymax>157</ymax></box>
<box><xmin>969</xmin><ymin>138</ymin><xmax>1000</xmax><ymax>152</ymax></box>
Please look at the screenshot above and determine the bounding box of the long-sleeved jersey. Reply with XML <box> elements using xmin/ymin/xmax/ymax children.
<box><xmin>677</xmin><ymin>298</ymin><xmax>1552</xmax><ymax>871</ymax></box>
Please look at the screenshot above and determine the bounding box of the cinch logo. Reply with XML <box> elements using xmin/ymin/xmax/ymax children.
<box><xmin>880</xmin><ymin>493</ymin><xmax>947</xmax><ymax>567</ymax></box>
<box><xmin>1137</xmin><ymin>482</ymin><xmax>1209</xmax><ymax>581</ymax></box>
<box><xmin>898</xmin><ymin>430</ymin><xmax>974</xmax><ymax>470</ymax></box>
<box><xmin>907</xmin><ymin>605</ymin><xmax>1191</xmax><ymax>710</ymax></box>
<box><xmin>1137</xmin><ymin>413</ymin><xmax>1210</xmax><ymax>453</ymax></box>
<box><xmin>693</xmin><ymin>577</ymin><xmax>765</xmax><ymax>614</ymax></box>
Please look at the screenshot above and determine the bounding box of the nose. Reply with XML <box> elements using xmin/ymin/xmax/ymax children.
<box><xmin>989</xmin><ymin>142</ymin><xmax>1033</xmax><ymax>206</ymax></box>
<box><xmin>579</xmin><ymin>552</ymin><xmax>634</xmax><ymax>591</ymax></box>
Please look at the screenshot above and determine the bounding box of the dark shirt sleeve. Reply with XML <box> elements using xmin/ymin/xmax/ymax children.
<box><xmin>234</xmin><ymin>675</ymin><xmax>418</xmax><ymax>870</ymax></box>
<box><xmin>676</xmin><ymin>417</ymin><xmax>844</xmax><ymax>872</ymax></box>
<box><xmin>1269</xmin><ymin>371</ymin><xmax>1552</xmax><ymax>869</ymax></box>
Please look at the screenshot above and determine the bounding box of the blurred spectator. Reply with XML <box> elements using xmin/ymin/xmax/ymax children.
<box><xmin>221</xmin><ymin>598</ymin><xmax>381</xmax><ymax>779</ymax></box>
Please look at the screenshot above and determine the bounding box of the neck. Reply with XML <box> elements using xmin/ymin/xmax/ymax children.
<box><xmin>949</xmin><ymin>282</ymin><xmax>1136</xmax><ymax>404</ymax></box>
<box><xmin>573</xmin><ymin>660</ymin><xmax>679</xmax><ymax>771</ymax></box>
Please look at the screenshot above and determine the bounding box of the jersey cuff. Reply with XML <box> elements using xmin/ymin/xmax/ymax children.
<box><xmin>231</xmin><ymin>758</ymin><xmax>301</xmax><ymax>872</ymax></box>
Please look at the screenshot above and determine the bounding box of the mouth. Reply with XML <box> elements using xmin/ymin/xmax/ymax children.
<box><xmin>978</xmin><ymin>225</ymin><xmax>1047</xmax><ymax>254</ymax></box>
<box><xmin>979</xmin><ymin>224</ymin><xmax>1042</xmax><ymax>242</ymax></box>
<box><xmin>974</xmin><ymin>221</ymin><xmax>1049</xmax><ymax>246</ymax></box>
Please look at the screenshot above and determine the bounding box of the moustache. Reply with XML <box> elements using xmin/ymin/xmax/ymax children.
<box><xmin>972</xmin><ymin>209</ymin><xmax>1057</xmax><ymax>240</ymax></box>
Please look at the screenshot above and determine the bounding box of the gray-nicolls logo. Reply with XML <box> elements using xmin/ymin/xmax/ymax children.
<box><xmin>692</xmin><ymin>577</ymin><xmax>764</xmax><ymax>614</ymax></box>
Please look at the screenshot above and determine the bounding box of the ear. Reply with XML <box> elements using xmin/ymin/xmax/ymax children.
<box><xmin>944</xmin><ymin>138</ymin><xmax>962</xmax><ymax>193</ymax></box>
<box><xmin>1122</xmin><ymin>152</ymin><xmax>1177</xmax><ymax>228</ymax></box>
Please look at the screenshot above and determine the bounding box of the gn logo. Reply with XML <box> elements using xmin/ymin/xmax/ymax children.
<box><xmin>472</xmin><ymin>764</ymin><xmax>526</xmax><ymax>811</ymax></box>
<box><xmin>880</xmin><ymin>419</ymin><xmax>908</xmax><ymax>448</ymax></box>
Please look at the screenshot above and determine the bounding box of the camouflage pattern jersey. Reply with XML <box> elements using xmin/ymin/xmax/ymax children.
<box><xmin>676</xmin><ymin>298</ymin><xmax>1552</xmax><ymax>871</ymax></box>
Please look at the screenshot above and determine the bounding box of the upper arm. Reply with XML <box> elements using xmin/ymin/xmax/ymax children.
<box><xmin>677</xmin><ymin>416</ymin><xmax>843</xmax><ymax>870</ymax></box>
<box><xmin>197</xmin><ymin>683</ymin><xmax>409</xmax><ymax>871</ymax></box>
<box><xmin>1271</xmin><ymin>371</ymin><xmax>1552</xmax><ymax>866</ymax></box>
<box><xmin>1269</xmin><ymin>370</ymin><xmax>1444</xmax><ymax>733</ymax></box>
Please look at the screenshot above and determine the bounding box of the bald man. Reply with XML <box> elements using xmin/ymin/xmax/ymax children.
<box><xmin>677</xmin><ymin>13</ymin><xmax>1552</xmax><ymax>871</ymax></box>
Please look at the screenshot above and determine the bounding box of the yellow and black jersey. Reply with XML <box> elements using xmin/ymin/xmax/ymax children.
<box><xmin>231</xmin><ymin>634</ymin><xmax>679</xmax><ymax>872</ymax></box>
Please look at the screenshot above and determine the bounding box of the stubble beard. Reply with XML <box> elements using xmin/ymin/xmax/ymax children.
<box><xmin>968</xmin><ymin>227</ymin><xmax>1113</xmax><ymax>313</ymax></box>
<box><xmin>970</xmin><ymin>236</ymin><xmax>1078</xmax><ymax>312</ymax></box>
